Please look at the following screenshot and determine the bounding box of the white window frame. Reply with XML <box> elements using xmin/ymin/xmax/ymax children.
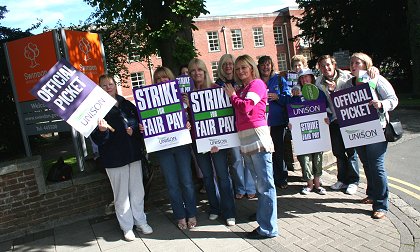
<box><xmin>231</xmin><ymin>29</ymin><xmax>243</xmax><ymax>50</ymax></box>
<box><xmin>273</xmin><ymin>26</ymin><xmax>284</xmax><ymax>45</ymax></box>
<box><xmin>130</xmin><ymin>72</ymin><xmax>145</xmax><ymax>88</ymax></box>
<box><xmin>211</xmin><ymin>61</ymin><xmax>219</xmax><ymax>82</ymax></box>
<box><xmin>207</xmin><ymin>31</ymin><xmax>221</xmax><ymax>52</ymax></box>
<box><xmin>277</xmin><ymin>53</ymin><xmax>287</xmax><ymax>72</ymax></box>
<box><xmin>252</xmin><ymin>27</ymin><xmax>265</xmax><ymax>47</ymax></box>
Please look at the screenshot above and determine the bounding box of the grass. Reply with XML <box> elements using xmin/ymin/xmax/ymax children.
<box><xmin>43</xmin><ymin>155</ymin><xmax>78</xmax><ymax>179</ymax></box>
<box><xmin>398</xmin><ymin>96</ymin><xmax>420</xmax><ymax>106</ymax></box>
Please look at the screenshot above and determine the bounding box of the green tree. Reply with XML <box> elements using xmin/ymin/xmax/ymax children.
<box><xmin>83</xmin><ymin>0</ymin><xmax>209</xmax><ymax>79</ymax></box>
<box><xmin>0</xmin><ymin>6</ymin><xmax>41</xmax><ymax>159</ymax></box>
<box><xmin>295</xmin><ymin>0</ymin><xmax>412</xmax><ymax>93</ymax></box>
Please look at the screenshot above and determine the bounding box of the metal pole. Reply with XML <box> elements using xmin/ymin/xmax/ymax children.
<box><xmin>221</xmin><ymin>26</ymin><xmax>229</xmax><ymax>54</ymax></box>
<box><xmin>283</xmin><ymin>23</ymin><xmax>291</xmax><ymax>69</ymax></box>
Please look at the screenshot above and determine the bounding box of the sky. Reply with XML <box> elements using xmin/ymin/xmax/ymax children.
<box><xmin>1</xmin><ymin>0</ymin><xmax>298</xmax><ymax>35</ymax></box>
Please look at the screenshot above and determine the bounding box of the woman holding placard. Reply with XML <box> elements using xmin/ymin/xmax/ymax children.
<box><xmin>223</xmin><ymin>55</ymin><xmax>278</xmax><ymax>239</ymax></box>
<box><xmin>345</xmin><ymin>53</ymin><xmax>398</xmax><ymax>219</ymax></box>
<box><xmin>185</xmin><ymin>58</ymin><xmax>236</xmax><ymax>227</ymax></box>
<box><xmin>91</xmin><ymin>74</ymin><xmax>153</xmax><ymax>242</ymax></box>
<box><xmin>142</xmin><ymin>67</ymin><xmax>198</xmax><ymax>230</ymax></box>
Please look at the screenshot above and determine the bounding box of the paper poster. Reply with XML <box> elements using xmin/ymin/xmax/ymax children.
<box><xmin>176</xmin><ymin>75</ymin><xmax>194</xmax><ymax>93</ymax></box>
<box><xmin>330</xmin><ymin>83</ymin><xmax>385</xmax><ymax>148</ymax></box>
<box><xmin>133</xmin><ymin>80</ymin><xmax>192</xmax><ymax>152</ymax></box>
<box><xmin>287</xmin><ymin>100</ymin><xmax>331</xmax><ymax>155</ymax></box>
<box><xmin>30</xmin><ymin>58</ymin><xmax>116</xmax><ymax>138</ymax></box>
<box><xmin>189</xmin><ymin>87</ymin><xmax>240</xmax><ymax>153</ymax></box>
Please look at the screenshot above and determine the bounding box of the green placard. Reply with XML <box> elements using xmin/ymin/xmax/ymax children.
<box><xmin>302</xmin><ymin>84</ymin><xmax>319</xmax><ymax>101</ymax></box>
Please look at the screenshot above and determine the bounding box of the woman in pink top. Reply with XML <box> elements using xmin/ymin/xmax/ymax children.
<box><xmin>223</xmin><ymin>54</ymin><xmax>278</xmax><ymax>239</ymax></box>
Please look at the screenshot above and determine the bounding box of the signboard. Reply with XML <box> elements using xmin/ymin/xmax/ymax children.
<box><xmin>287</xmin><ymin>101</ymin><xmax>331</xmax><ymax>155</ymax></box>
<box><xmin>286</xmin><ymin>71</ymin><xmax>298</xmax><ymax>91</ymax></box>
<box><xmin>333</xmin><ymin>50</ymin><xmax>350</xmax><ymax>70</ymax></box>
<box><xmin>30</xmin><ymin>58</ymin><xmax>116</xmax><ymax>138</ymax></box>
<box><xmin>176</xmin><ymin>75</ymin><xmax>194</xmax><ymax>93</ymax></box>
<box><xmin>189</xmin><ymin>87</ymin><xmax>240</xmax><ymax>153</ymax></box>
<box><xmin>6</xmin><ymin>31</ymin><xmax>59</xmax><ymax>102</ymax></box>
<box><xmin>62</xmin><ymin>30</ymin><xmax>106</xmax><ymax>83</ymax></box>
<box><xmin>330</xmin><ymin>83</ymin><xmax>385</xmax><ymax>148</ymax></box>
<box><xmin>133</xmin><ymin>81</ymin><xmax>192</xmax><ymax>153</ymax></box>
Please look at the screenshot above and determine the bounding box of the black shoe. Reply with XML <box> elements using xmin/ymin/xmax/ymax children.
<box><xmin>248</xmin><ymin>213</ymin><xmax>256</xmax><ymax>221</ymax></box>
<box><xmin>246</xmin><ymin>228</ymin><xmax>272</xmax><ymax>240</ymax></box>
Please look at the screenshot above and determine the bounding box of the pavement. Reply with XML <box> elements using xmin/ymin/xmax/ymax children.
<box><xmin>2</xmin><ymin>107</ymin><xmax>420</xmax><ymax>252</ymax></box>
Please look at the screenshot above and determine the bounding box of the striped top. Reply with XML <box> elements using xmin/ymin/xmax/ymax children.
<box><xmin>238</xmin><ymin>126</ymin><xmax>274</xmax><ymax>155</ymax></box>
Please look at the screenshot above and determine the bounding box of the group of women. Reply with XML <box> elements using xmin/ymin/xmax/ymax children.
<box><xmin>91</xmin><ymin>51</ymin><xmax>397</xmax><ymax>241</ymax></box>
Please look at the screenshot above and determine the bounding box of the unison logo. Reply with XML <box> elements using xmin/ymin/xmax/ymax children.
<box><xmin>346</xmin><ymin>129</ymin><xmax>378</xmax><ymax>140</ymax></box>
<box><xmin>159</xmin><ymin>136</ymin><xmax>177</xmax><ymax>144</ymax></box>
<box><xmin>209</xmin><ymin>138</ymin><xmax>228</xmax><ymax>145</ymax></box>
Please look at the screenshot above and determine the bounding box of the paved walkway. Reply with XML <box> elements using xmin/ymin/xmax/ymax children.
<box><xmin>1</xmin><ymin>163</ymin><xmax>419</xmax><ymax>252</ymax></box>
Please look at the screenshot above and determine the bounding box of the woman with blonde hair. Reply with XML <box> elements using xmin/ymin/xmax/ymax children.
<box><xmin>224</xmin><ymin>55</ymin><xmax>278</xmax><ymax>239</ymax></box>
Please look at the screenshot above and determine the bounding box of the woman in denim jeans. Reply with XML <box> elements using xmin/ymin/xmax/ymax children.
<box><xmin>140</xmin><ymin>67</ymin><xmax>198</xmax><ymax>230</ymax></box>
<box><xmin>345</xmin><ymin>52</ymin><xmax>398</xmax><ymax>219</ymax></box>
<box><xmin>223</xmin><ymin>55</ymin><xmax>278</xmax><ymax>239</ymax></box>
<box><xmin>184</xmin><ymin>58</ymin><xmax>236</xmax><ymax>227</ymax></box>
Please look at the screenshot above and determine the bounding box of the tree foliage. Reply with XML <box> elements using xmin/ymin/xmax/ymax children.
<box><xmin>294</xmin><ymin>0</ymin><xmax>412</xmax><ymax>91</ymax></box>
<box><xmin>83</xmin><ymin>0</ymin><xmax>209</xmax><ymax>80</ymax></box>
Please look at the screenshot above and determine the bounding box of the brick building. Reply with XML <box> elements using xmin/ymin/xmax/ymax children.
<box><xmin>119</xmin><ymin>6</ymin><xmax>310</xmax><ymax>100</ymax></box>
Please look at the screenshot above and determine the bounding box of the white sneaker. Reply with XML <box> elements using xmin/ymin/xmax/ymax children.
<box><xmin>209</xmin><ymin>214</ymin><xmax>218</xmax><ymax>220</ymax></box>
<box><xmin>330</xmin><ymin>181</ymin><xmax>348</xmax><ymax>190</ymax></box>
<box><xmin>301</xmin><ymin>187</ymin><xmax>312</xmax><ymax>195</ymax></box>
<box><xmin>346</xmin><ymin>183</ymin><xmax>358</xmax><ymax>195</ymax></box>
<box><xmin>315</xmin><ymin>187</ymin><xmax>327</xmax><ymax>195</ymax></box>
<box><xmin>226</xmin><ymin>218</ymin><xmax>235</xmax><ymax>226</ymax></box>
<box><xmin>136</xmin><ymin>223</ymin><xmax>153</xmax><ymax>234</ymax></box>
<box><xmin>124</xmin><ymin>230</ymin><xmax>135</xmax><ymax>241</ymax></box>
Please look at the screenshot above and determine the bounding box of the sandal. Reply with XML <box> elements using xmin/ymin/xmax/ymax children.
<box><xmin>187</xmin><ymin>217</ymin><xmax>197</xmax><ymax>229</ymax></box>
<box><xmin>361</xmin><ymin>197</ymin><xmax>373</xmax><ymax>204</ymax></box>
<box><xmin>177</xmin><ymin>219</ymin><xmax>187</xmax><ymax>230</ymax></box>
<box><xmin>247</xmin><ymin>194</ymin><xmax>256</xmax><ymax>199</ymax></box>
<box><xmin>372</xmin><ymin>211</ymin><xmax>386</xmax><ymax>219</ymax></box>
<box><xmin>235</xmin><ymin>193</ymin><xmax>244</xmax><ymax>199</ymax></box>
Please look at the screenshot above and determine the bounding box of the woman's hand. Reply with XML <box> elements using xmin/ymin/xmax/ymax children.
<box><xmin>182</xmin><ymin>93</ymin><xmax>190</xmax><ymax>107</ymax></box>
<box><xmin>324</xmin><ymin>117</ymin><xmax>330</xmax><ymax>125</ymax></box>
<box><xmin>186</xmin><ymin>121</ymin><xmax>192</xmax><ymax>130</ymax></box>
<box><xmin>268</xmin><ymin>92</ymin><xmax>279</xmax><ymax>101</ymax></box>
<box><xmin>139</xmin><ymin>123</ymin><xmax>144</xmax><ymax>133</ymax></box>
<box><xmin>288</xmin><ymin>122</ymin><xmax>292</xmax><ymax>130</ymax></box>
<box><xmin>210</xmin><ymin>146</ymin><xmax>219</xmax><ymax>153</ymax></box>
<box><xmin>291</xmin><ymin>88</ymin><xmax>302</xmax><ymax>97</ymax></box>
<box><xmin>98</xmin><ymin>119</ymin><xmax>109</xmax><ymax>132</ymax></box>
<box><xmin>369</xmin><ymin>99</ymin><xmax>382</xmax><ymax>109</ymax></box>
<box><xmin>223</xmin><ymin>83</ymin><xmax>236</xmax><ymax>97</ymax></box>
<box><xmin>367</xmin><ymin>66</ymin><xmax>379</xmax><ymax>79</ymax></box>
<box><xmin>126</xmin><ymin>127</ymin><xmax>133</xmax><ymax>136</ymax></box>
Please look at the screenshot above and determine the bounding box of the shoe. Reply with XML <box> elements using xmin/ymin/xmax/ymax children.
<box><xmin>247</xmin><ymin>194</ymin><xmax>256</xmax><ymax>199</ymax></box>
<box><xmin>124</xmin><ymin>230</ymin><xmax>135</xmax><ymax>241</ymax></box>
<box><xmin>187</xmin><ymin>217</ymin><xmax>197</xmax><ymax>229</ymax></box>
<box><xmin>314</xmin><ymin>187</ymin><xmax>326</xmax><ymax>195</ymax></box>
<box><xmin>301</xmin><ymin>187</ymin><xmax>312</xmax><ymax>195</ymax></box>
<box><xmin>372</xmin><ymin>211</ymin><xmax>386</xmax><ymax>219</ymax></box>
<box><xmin>199</xmin><ymin>186</ymin><xmax>206</xmax><ymax>194</ymax></box>
<box><xmin>177</xmin><ymin>219</ymin><xmax>187</xmax><ymax>230</ymax></box>
<box><xmin>361</xmin><ymin>197</ymin><xmax>374</xmax><ymax>204</ymax></box>
<box><xmin>346</xmin><ymin>183</ymin><xmax>358</xmax><ymax>195</ymax></box>
<box><xmin>136</xmin><ymin>223</ymin><xmax>153</xmax><ymax>234</ymax></box>
<box><xmin>246</xmin><ymin>228</ymin><xmax>272</xmax><ymax>240</ymax></box>
<box><xmin>105</xmin><ymin>201</ymin><xmax>115</xmax><ymax>215</ymax></box>
<box><xmin>330</xmin><ymin>181</ymin><xmax>348</xmax><ymax>190</ymax></box>
<box><xmin>209</xmin><ymin>214</ymin><xmax>218</xmax><ymax>220</ymax></box>
<box><xmin>235</xmin><ymin>193</ymin><xmax>244</xmax><ymax>199</ymax></box>
<box><xmin>248</xmin><ymin>213</ymin><xmax>257</xmax><ymax>221</ymax></box>
<box><xmin>226</xmin><ymin>218</ymin><xmax>236</xmax><ymax>226</ymax></box>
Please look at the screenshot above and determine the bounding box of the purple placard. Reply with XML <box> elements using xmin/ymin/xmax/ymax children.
<box><xmin>30</xmin><ymin>58</ymin><xmax>95</xmax><ymax>120</ymax></box>
<box><xmin>287</xmin><ymin>100</ymin><xmax>327</xmax><ymax>119</ymax></box>
<box><xmin>330</xmin><ymin>83</ymin><xmax>378</xmax><ymax>127</ymax></box>
<box><xmin>176</xmin><ymin>75</ymin><xmax>194</xmax><ymax>93</ymax></box>
<box><xmin>133</xmin><ymin>80</ymin><xmax>187</xmax><ymax>137</ymax></box>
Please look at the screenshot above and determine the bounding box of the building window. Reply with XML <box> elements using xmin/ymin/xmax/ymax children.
<box><xmin>207</xmin><ymin>31</ymin><xmax>220</xmax><ymax>52</ymax></box>
<box><xmin>211</xmin><ymin>61</ymin><xmax>219</xmax><ymax>82</ymax></box>
<box><xmin>129</xmin><ymin>40</ymin><xmax>141</xmax><ymax>62</ymax></box>
<box><xmin>231</xmin><ymin>29</ymin><xmax>243</xmax><ymax>50</ymax></box>
<box><xmin>130</xmin><ymin>72</ymin><xmax>145</xmax><ymax>88</ymax></box>
<box><xmin>273</xmin><ymin>26</ymin><xmax>284</xmax><ymax>45</ymax></box>
<box><xmin>252</xmin><ymin>27</ymin><xmax>264</xmax><ymax>47</ymax></box>
<box><xmin>277</xmin><ymin>53</ymin><xmax>287</xmax><ymax>71</ymax></box>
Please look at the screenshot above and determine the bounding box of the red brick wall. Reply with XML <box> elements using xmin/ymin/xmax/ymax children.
<box><xmin>0</xmin><ymin>160</ymin><xmax>113</xmax><ymax>242</ymax></box>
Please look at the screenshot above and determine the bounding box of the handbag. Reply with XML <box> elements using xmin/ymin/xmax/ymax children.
<box><xmin>384</xmin><ymin>119</ymin><xmax>403</xmax><ymax>142</ymax></box>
